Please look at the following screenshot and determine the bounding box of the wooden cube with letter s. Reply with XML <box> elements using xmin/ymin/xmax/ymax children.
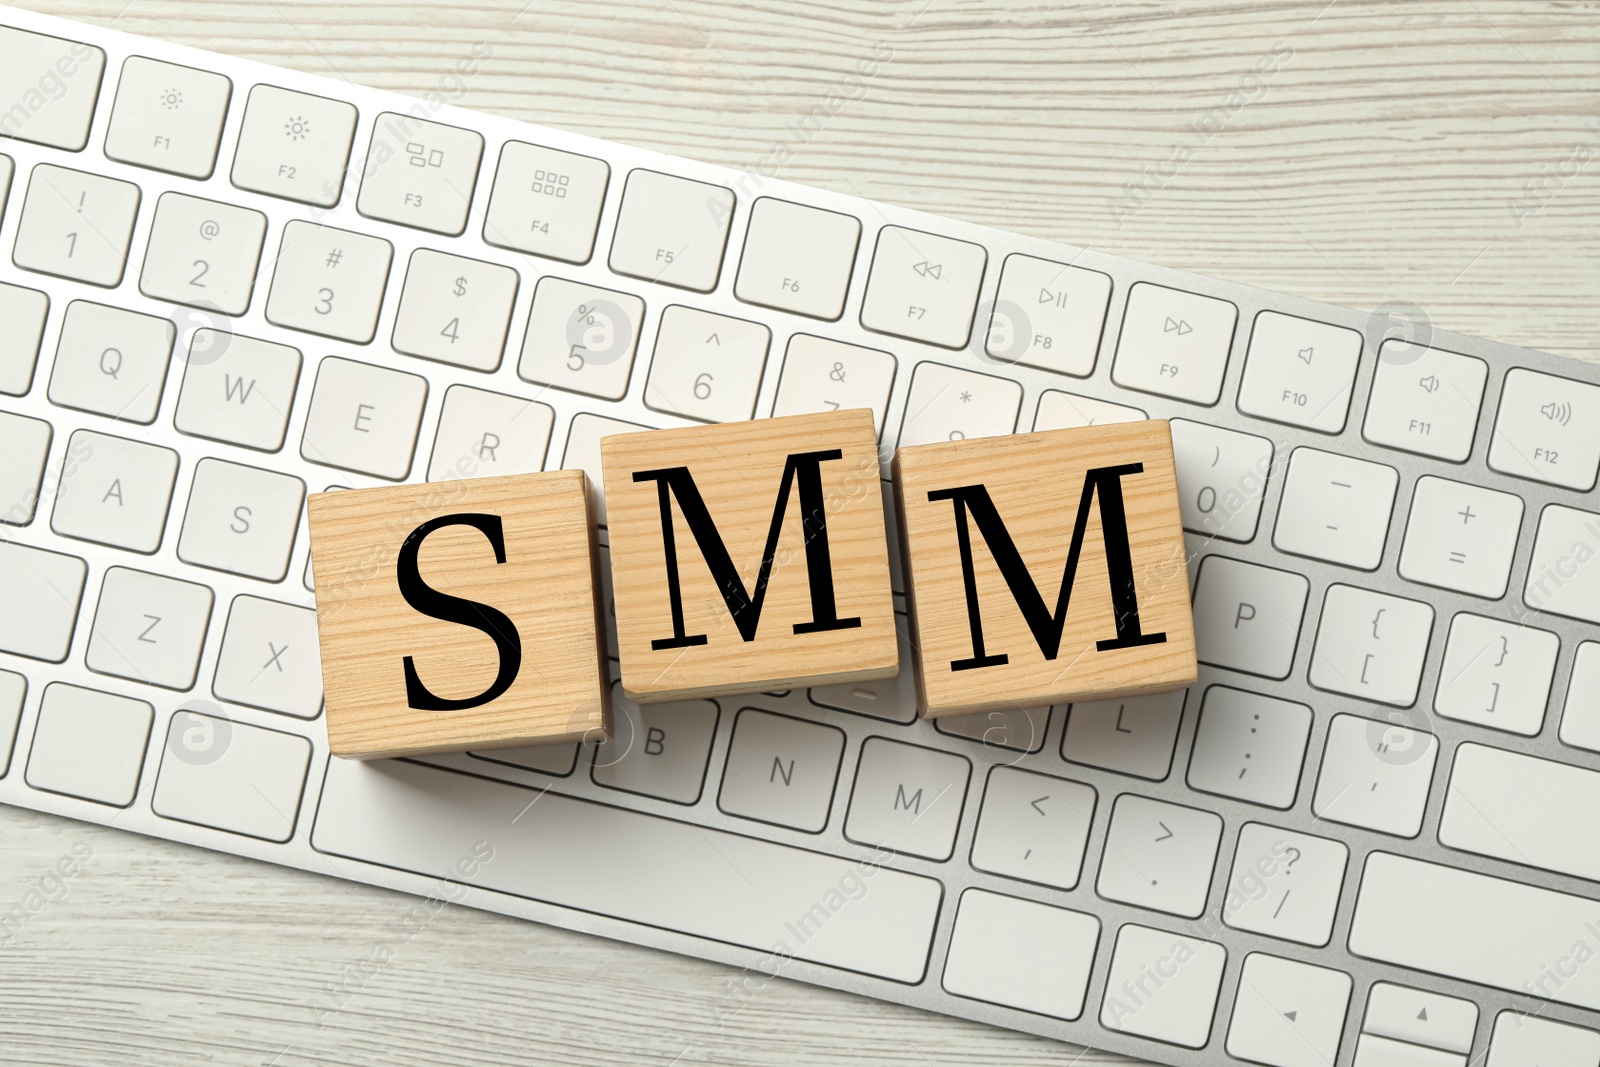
<box><xmin>894</xmin><ymin>420</ymin><xmax>1196</xmax><ymax>718</ymax></box>
<box><xmin>307</xmin><ymin>469</ymin><xmax>610</xmax><ymax>758</ymax></box>
<box><xmin>602</xmin><ymin>408</ymin><xmax>899</xmax><ymax>702</ymax></box>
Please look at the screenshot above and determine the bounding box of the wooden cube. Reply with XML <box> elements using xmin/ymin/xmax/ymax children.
<box><xmin>894</xmin><ymin>420</ymin><xmax>1196</xmax><ymax>718</ymax></box>
<box><xmin>602</xmin><ymin>408</ymin><xmax>898</xmax><ymax>702</ymax></box>
<box><xmin>307</xmin><ymin>469</ymin><xmax>609</xmax><ymax>758</ymax></box>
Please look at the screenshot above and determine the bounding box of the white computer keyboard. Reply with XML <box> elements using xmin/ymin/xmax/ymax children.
<box><xmin>2</xmin><ymin>5</ymin><xmax>1600</xmax><ymax>1065</ymax></box>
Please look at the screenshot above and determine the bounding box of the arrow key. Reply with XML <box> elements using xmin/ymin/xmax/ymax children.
<box><xmin>1227</xmin><ymin>952</ymin><xmax>1353</xmax><ymax>1067</ymax></box>
<box><xmin>970</xmin><ymin>765</ymin><xmax>1096</xmax><ymax>889</ymax></box>
<box><xmin>1364</xmin><ymin>982</ymin><xmax>1478</xmax><ymax>1055</ymax></box>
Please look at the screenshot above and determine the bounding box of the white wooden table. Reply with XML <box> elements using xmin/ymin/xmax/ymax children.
<box><xmin>3</xmin><ymin>1</ymin><xmax>1597</xmax><ymax>1063</ymax></box>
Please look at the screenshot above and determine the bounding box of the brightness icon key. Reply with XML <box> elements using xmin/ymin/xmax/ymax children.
<box><xmin>1489</xmin><ymin>367</ymin><xmax>1600</xmax><ymax>491</ymax></box>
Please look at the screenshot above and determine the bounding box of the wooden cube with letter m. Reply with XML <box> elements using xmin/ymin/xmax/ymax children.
<box><xmin>602</xmin><ymin>408</ymin><xmax>898</xmax><ymax>702</ymax></box>
<box><xmin>895</xmin><ymin>420</ymin><xmax>1196</xmax><ymax>718</ymax></box>
<box><xmin>307</xmin><ymin>469</ymin><xmax>610</xmax><ymax>758</ymax></box>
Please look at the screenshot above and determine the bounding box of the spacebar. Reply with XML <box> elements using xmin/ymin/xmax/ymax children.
<box><xmin>1350</xmin><ymin>853</ymin><xmax>1600</xmax><ymax>1010</ymax></box>
<box><xmin>312</xmin><ymin>758</ymin><xmax>942</xmax><ymax>983</ymax></box>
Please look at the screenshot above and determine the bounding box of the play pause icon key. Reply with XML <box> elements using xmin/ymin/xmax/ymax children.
<box><xmin>989</xmin><ymin>252</ymin><xmax>1112</xmax><ymax>377</ymax></box>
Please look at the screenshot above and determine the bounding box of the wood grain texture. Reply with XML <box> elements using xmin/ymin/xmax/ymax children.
<box><xmin>4</xmin><ymin>0</ymin><xmax>1598</xmax><ymax>1064</ymax></box>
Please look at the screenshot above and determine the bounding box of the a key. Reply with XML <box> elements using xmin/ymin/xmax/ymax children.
<box><xmin>608</xmin><ymin>168</ymin><xmax>734</xmax><ymax>292</ymax></box>
<box><xmin>1363</xmin><ymin>340</ymin><xmax>1488</xmax><ymax>462</ymax></box>
<box><xmin>356</xmin><ymin>113</ymin><xmax>483</xmax><ymax>235</ymax></box>
<box><xmin>428</xmin><ymin>384</ymin><xmax>554</xmax><ymax>483</ymax></box>
<box><xmin>1489</xmin><ymin>368</ymin><xmax>1600</xmax><ymax>490</ymax></box>
<box><xmin>1223</xmin><ymin>822</ymin><xmax>1348</xmax><ymax>946</ymax></box>
<box><xmin>591</xmin><ymin>687</ymin><xmax>719</xmax><ymax>804</ymax></box>
<box><xmin>1032</xmin><ymin>389</ymin><xmax>1145</xmax><ymax>431</ymax></box>
<box><xmin>771</xmin><ymin>333</ymin><xmax>897</xmax><ymax>434</ymax></box>
<box><xmin>943</xmin><ymin>889</ymin><xmax>1101</xmax><ymax>1022</ymax></box>
<box><xmin>48</xmin><ymin>300</ymin><xmax>175</xmax><ymax>424</ymax></box>
<box><xmin>26</xmin><ymin>683</ymin><xmax>152</xmax><ymax>807</ymax></box>
<box><xmin>264</xmin><ymin>221</ymin><xmax>393</xmax><ymax>344</ymax></box>
<box><xmin>807</xmin><ymin>614</ymin><xmax>918</xmax><ymax>724</ymax></box>
<box><xmin>897</xmin><ymin>360</ymin><xmax>1021</xmax><ymax>447</ymax></box>
<box><xmin>1487</xmin><ymin>1013</ymin><xmax>1600</xmax><ymax>1067</ymax></box>
<box><xmin>969</xmin><ymin>766</ymin><xmax>1095</xmax><ymax>889</ymax></box>
<box><xmin>1237</xmin><ymin>310</ymin><xmax>1364</xmax><ymax>433</ymax></box>
<box><xmin>1560</xmin><ymin>642</ymin><xmax>1600</xmax><ymax>753</ymax></box>
<box><xmin>52</xmin><ymin>429</ymin><xmax>179</xmax><ymax>553</ymax></box>
<box><xmin>1062</xmin><ymin>689</ymin><xmax>1186</xmax><ymax>779</ymax></box>
<box><xmin>1312</xmin><ymin>712</ymin><xmax>1438</xmax><ymax>837</ymax></box>
<box><xmin>986</xmin><ymin>253</ymin><xmax>1112</xmax><ymax>378</ymax></box>
<box><xmin>1191</xmin><ymin>556</ymin><xmax>1309</xmax><ymax>679</ymax></box>
<box><xmin>1397</xmin><ymin>475</ymin><xmax>1523</xmax><ymax>599</ymax></box>
<box><xmin>391</xmin><ymin>248</ymin><xmax>519</xmax><ymax>372</ymax></box>
<box><xmin>1355</xmin><ymin>1034</ymin><xmax>1466</xmax><ymax>1067</ymax></box>
<box><xmin>482</xmin><ymin>140</ymin><xmax>610</xmax><ymax>264</ymax></box>
<box><xmin>1100</xmin><ymin>924</ymin><xmax>1227</xmax><ymax>1048</ymax></box>
<box><xmin>230</xmin><ymin>85</ymin><xmax>358</xmax><ymax>207</ymax></box>
<box><xmin>1364</xmin><ymin>983</ymin><xmax>1478</xmax><ymax>1054</ymax></box>
<box><xmin>0</xmin><ymin>670</ymin><xmax>23</xmax><ymax>777</ymax></box>
<box><xmin>13</xmin><ymin>164</ymin><xmax>141</xmax><ymax>287</ymax></box>
<box><xmin>1097</xmin><ymin>793</ymin><xmax>1222</xmax><ymax>917</ymax></box>
<box><xmin>154</xmin><ymin>712</ymin><xmax>311</xmax><ymax>842</ymax></box>
<box><xmin>1433</xmin><ymin>614</ymin><xmax>1557</xmax><ymax>735</ymax></box>
<box><xmin>299</xmin><ymin>355</ymin><xmax>428</xmax><ymax>480</ymax></box>
<box><xmin>644</xmin><ymin>305</ymin><xmax>771</xmax><ymax>423</ymax></box>
<box><xmin>734</xmin><ymin>197</ymin><xmax>861</xmax><ymax>320</ymax></box>
<box><xmin>860</xmin><ymin>225</ymin><xmax>986</xmax><ymax>349</ymax></box>
<box><xmin>0</xmin><ymin>541</ymin><xmax>87</xmax><ymax>662</ymax></box>
<box><xmin>0</xmin><ymin>281</ymin><xmax>49</xmax><ymax>396</ymax></box>
<box><xmin>139</xmin><ymin>192</ymin><xmax>266</xmax><ymax>316</ymax></box>
<box><xmin>1310</xmin><ymin>585</ymin><xmax>1433</xmax><ymax>706</ymax></box>
<box><xmin>104</xmin><ymin>57</ymin><xmax>231</xmax><ymax>178</ymax></box>
<box><xmin>173</xmin><ymin>332</ymin><xmax>302</xmax><ymax>452</ymax></box>
<box><xmin>843</xmin><ymin>737</ymin><xmax>971</xmax><ymax>860</ymax></box>
<box><xmin>212</xmin><ymin>595</ymin><xmax>323</xmax><ymax>718</ymax></box>
<box><xmin>1171</xmin><ymin>419</ymin><xmax>1276</xmax><ymax>544</ymax></box>
<box><xmin>718</xmin><ymin>708</ymin><xmax>845</xmax><ymax>832</ymax></box>
<box><xmin>1441</xmin><ymin>744</ymin><xmax>1600</xmax><ymax>882</ymax></box>
<box><xmin>0</xmin><ymin>26</ymin><xmax>105</xmax><ymax>150</ymax></box>
<box><xmin>560</xmin><ymin>412</ymin><xmax>651</xmax><ymax>523</ymax></box>
<box><xmin>1112</xmin><ymin>282</ymin><xmax>1238</xmax><ymax>405</ymax></box>
<box><xmin>935</xmin><ymin>706</ymin><xmax>1050</xmax><ymax>753</ymax></box>
<box><xmin>85</xmin><ymin>567</ymin><xmax>213</xmax><ymax>690</ymax></box>
<box><xmin>470</xmin><ymin>742</ymin><xmax>579</xmax><ymax>778</ymax></box>
<box><xmin>0</xmin><ymin>411</ymin><xmax>51</xmax><ymax>526</ymax></box>
<box><xmin>1273</xmin><ymin>447</ymin><xmax>1399</xmax><ymax>569</ymax></box>
<box><xmin>518</xmin><ymin>276</ymin><xmax>644</xmax><ymax>401</ymax></box>
<box><xmin>176</xmin><ymin>458</ymin><xmax>305</xmax><ymax>582</ymax></box>
<box><xmin>1187</xmin><ymin>686</ymin><xmax>1310</xmax><ymax>809</ymax></box>
<box><xmin>1226</xmin><ymin>953</ymin><xmax>1353</xmax><ymax>1067</ymax></box>
<box><xmin>1525</xmin><ymin>504</ymin><xmax>1600</xmax><ymax>624</ymax></box>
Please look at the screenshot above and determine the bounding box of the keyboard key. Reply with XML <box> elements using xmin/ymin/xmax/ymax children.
<box><xmin>104</xmin><ymin>56</ymin><xmax>231</xmax><ymax>178</ymax></box>
<box><xmin>1363</xmin><ymin>340</ymin><xmax>1488</xmax><ymax>462</ymax></box>
<box><xmin>1310</xmin><ymin>586</ymin><xmax>1434</xmax><ymax>706</ymax></box>
<box><xmin>427</xmin><ymin>384</ymin><xmax>553</xmax><ymax>483</ymax></box>
<box><xmin>518</xmin><ymin>276</ymin><xmax>644</xmax><ymax>401</ymax></box>
<box><xmin>734</xmin><ymin>197</ymin><xmax>861</xmax><ymax>320</ymax></box>
<box><xmin>1398</xmin><ymin>476</ymin><xmax>1523</xmax><ymax>598</ymax></box>
<box><xmin>1112</xmin><ymin>282</ymin><xmax>1238</xmax><ymax>404</ymax></box>
<box><xmin>860</xmin><ymin>225</ymin><xmax>986</xmax><ymax>348</ymax></box>
<box><xmin>315</xmin><ymin>756</ymin><xmax>942</xmax><ymax>982</ymax></box>
<box><xmin>173</xmin><ymin>332</ymin><xmax>302</xmax><ymax>452</ymax></box>
<box><xmin>844</xmin><ymin>737</ymin><xmax>970</xmax><ymax>860</ymax></box>
<box><xmin>718</xmin><ymin>708</ymin><xmax>845</xmax><ymax>832</ymax></box>
<box><xmin>1032</xmin><ymin>389</ymin><xmax>1146</xmax><ymax>431</ymax></box>
<box><xmin>230</xmin><ymin>85</ymin><xmax>357</xmax><ymax>207</ymax></box>
<box><xmin>560</xmin><ymin>412</ymin><xmax>649</xmax><ymax>525</ymax></box>
<box><xmin>943</xmin><ymin>889</ymin><xmax>1100</xmax><ymax>1021</ymax></box>
<box><xmin>1441</xmin><ymin>743</ymin><xmax>1600</xmax><ymax>881</ymax></box>
<box><xmin>1433</xmin><ymin>614</ymin><xmax>1557</xmax><ymax>735</ymax></box>
<box><xmin>265</xmin><ymin>221</ymin><xmax>392</xmax><ymax>343</ymax></box>
<box><xmin>1525</xmin><ymin>504</ymin><xmax>1600</xmax><ymax>623</ymax></box>
<box><xmin>154</xmin><ymin>711</ymin><xmax>311</xmax><ymax>842</ymax></box>
<box><xmin>1062</xmin><ymin>689</ymin><xmax>1186</xmax><ymax>779</ymax></box>
<box><xmin>0</xmin><ymin>281</ymin><xmax>49</xmax><ymax>395</ymax></box>
<box><xmin>1489</xmin><ymin>368</ymin><xmax>1600</xmax><ymax>490</ymax></box>
<box><xmin>1098</xmin><ymin>794</ymin><xmax>1222</xmax><ymax>917</ymax></box>
<box><xmin>986</xmin><ymin>253</ymin><xmax>1111</xmax><ymax>377</ymax></box>
<box><xmin>470</xmin><ymin>742</ymin><xmax>579</xmax><ymax>778</ymax></box>
<box><xmin>177</xmin><ymin>457</ymin><xmax>305</xmax><ymax>582</ymax></box>
<box><xmin>1364</xmin><ymin>983</ymin><xmax>1477</xmax><ymax>1054</ymax></box>
<box><xmin>592</xmin><ymin>689</ymin><xmax>718</xmax><ymax>804</ymax></box>
<box><xmin>1488</xmin><ymin>1013</ymin><xmax>1600</xmax><ymax>1067</ymax></box>
<box><xmin>1187</xmin><ymin>686</ymin><xmax>1310</xmax><ymax>809</ymax></box>
<box><xmin>644</xmin><ymin>305</ymin><xmax>770</xmax><ymax>423</ymax></box>
<box><xmin>1100</xmin><ymin>924</ymin><xmax>1226</xmax><ymax>1048</ymax></box>
<box><xmin>897</xmin><ymin>361</ymin><xmax>1021</xmax><ymax>447</ymax></box>
<box><xmin>26</xmin><ymin>682</ymin><xmax>152</xmax><ymax>807</ymax></box>
<box><xmin>391</xmin><ymin>249</ymin><xmax>518</xmax><ymax>372</ymax></box>
<box><xmin>807</xmin><ymin>615</ymin><xmax>918</xmax><ymax>724</ymax></box>
<box><xmin>139</xmin><ymin>192</ymin><xmax>266</xmax><ymax>315</ymax></box>
<box><xmin>1223</xmin><ymin>823</ymin><xmax>1348</xmax><ymax>946</ymax></box>
<box><xmin>608</xmin><ymin>168</ymin><xmax>733</xmax><ymax>291</ymax></box>
<box><xmin>1170</xmin><ymin>419</ymin><xmax>1275</xmax><ymax>543</ymax></box>
<box><xmin>357</xmin><ymin>113</ymin><xmax>483</xmax><ymax>235</ymax></box>
<box><xmin>970</xmin><ymin>766</ymin><xmax>1095</xmax><ymax>889</ymax></box>
<box><xmin>0</xmin><ymin>670</ymin><xmax>24</xmax><ymax>776</ymax></box>
<box><xmin>1236</xmin><ymin>310</ymin><xmax>1363</xmax><ymax>433</ymax></box>
<box><xmin>212</xmin><ymin>595</ymin><xmax>322</xmax><ymax>718</ymax></box>
<box><xmin>300</xmin><ymin>356</ymin><xmax>427</xmax><ymax>480</ymax></box>
<box><xmin>1192</xmin><ymin>556</ymin><xmax>1309</xmax><ymax>679</ymax></box>
<box><xmin>1312</xmin><ymin>713</ymin><xmax>1437</xmax><ymax>837</ymax></box>
<box><xmin>1273</xmin><ymin>448</ymin><xmax>1398</xmax><ymax>569</ymax></box>
<box><xmin>1227</xmin><ymin>953</ymin><xmax>1352</xmax><ymax>1067</ymax></box>
<box><xmin>48</xmin><ymin>300</ymin><xmax>175</xmax><ymax>425</ymax></box>
<box><xmin>935</xmin><ymin>705</ymin><xmax>1050</xmax><ymax>753</ymax></box>
<box><xmin>0</xmin><ymin>27</ymin><xmax>105</xmax><ymax>150</ymax></box>
<box><xmin>14</xmin><ymin>164</ymin><xmax>140</xmax><ymax>287</ymax></box>
<box><xmin>1560</xmin><ymin>642</ymin><xmax>1600</xmax><ymax>753</ymax></box>
<box><xmin>85</xmin><ymin>567</ymin><xmax>212</xmax><ymax>690</ymax></box>
<box><xmin>0</xmin><ymin>542</ymin><xmax>87</xmax><ymax>662</ymax></box>
<box><xmin>482</xmin><ymin>140</ymin><xmax>610</xmax><ymax>264</ymax></box>
<box><xmin>0</xmin><ymin>411</ymin><xmax>51</xmax><ymax>525</ymax></box>
<box><xmin>52</xmin><ymin>430</ymin><xmax>178</xmax><ymax>553</ymax></box>
<box><xmin>771</xmin><ymin>333</ymin><xmax>897</xmax><ymax>434</ymax></box>
<box><xmin>1356</xmin><ymin>1034</ymin><xmax>1466</xmax><ymax>1067</ymax></box>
